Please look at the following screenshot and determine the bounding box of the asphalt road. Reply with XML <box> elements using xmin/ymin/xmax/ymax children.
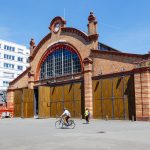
<box><xmin>0</xmin><ymin>118</ymin><xmax>150</xmax><ymax>150</ymax></box>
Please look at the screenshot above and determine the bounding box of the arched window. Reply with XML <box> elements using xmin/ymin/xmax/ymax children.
<box><xmin>40</xmin><ymin>48</ymin><xmax>81</xmax><ymax>79</ymax></box>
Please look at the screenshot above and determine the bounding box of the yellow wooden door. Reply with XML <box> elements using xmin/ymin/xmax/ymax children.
<box><xmin>22</xmin><ymin>89</ymin><xmax>34</xmax><ymax>118</ymax></box>
<box><xmin>102</xmin><ymin>79</ymin><xmax>113</xmax><ymax>119</ymax></box>
<box><xmin>38</xmin><ymin>86</ymin><xmax>50</xmax><ymax>118</ymax></box>
<box><xmin>93</xmin><ymin>80</ymin><xmax>102</xmax><ymax>118</ymax></box>
<box><xmin>113</xmin><ymin>77</ymin><xmax>124</xmax><ymax>119</ymax></box>
<box><xmin>50</xmin><ymin>86</ymin><xmax>63</xmax><ymax>117</ymax></box>
<box><xmin>64</xmin><ymin>83</ymin><xmax>74</xmax><ymax>116</ymax></box>
<box><xmin>73</xmin><ymin>83</ymin><xmax>82</xmax><ymax>117</ymax></box>
<box><xmin>14</xmin><ymin>90</ymin><xmax>22</xmax><ymax>117</ymax></box>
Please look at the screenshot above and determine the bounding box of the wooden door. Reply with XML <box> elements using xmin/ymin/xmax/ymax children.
<box><xmin>38</xmin><ymin>86</ymin><xmax>50</xmax><ymax>118</ymax></box>
<box><xmin>22</xmin><ymin>89</ymin><xmax>34</xmax><ymax>118</ymax></box>
<box><xmin>93</xmin><ymin>80</ymin><xmax>102</xmax><ymax>118</ymax></box>
<box><xmin>14</xmin><ymin>90</ymin><xmax>22</xmax><ymax>117</ymax></box>
<box><xmin>64</xmin><ymin>84</ymin><xmax>74</xmax><ymax>116</ymax></box>
<box><xmin>50</xmin><ymin>86</ymin><xmax>63</xmax><ymax>117</ymax></box>
<box><xmin>102</xmin><ymin>79</ymin><xmax>113</xmax><ymax>119</ymax></box>
<box><xmin>113</xmin><ymin>77</ymin><xmax>124</xmax><ymax>119</ymax></box>
<box><xmin>73</xmin><ymin>83</ymin><xmax>82</xmax><ymax>117</ymax></box>
<box><xmin>124</xmin><ymin>75</ymin><xmax>135</xmax><ymax>120</ymax></box>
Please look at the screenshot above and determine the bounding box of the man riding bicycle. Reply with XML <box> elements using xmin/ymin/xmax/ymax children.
<box><xmin>60</xmin><ymin>108</ymin><xmax>71</xmax><ymax>125</ymax></box>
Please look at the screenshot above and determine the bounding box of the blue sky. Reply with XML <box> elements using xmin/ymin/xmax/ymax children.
<box><xmin>0</xmin><ymin>0</ymin><xmax>150</xmax><ymax>54</ymax></box>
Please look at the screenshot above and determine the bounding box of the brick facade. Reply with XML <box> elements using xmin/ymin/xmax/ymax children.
<box><xmin>7</xmin><ymin>12</ymin><xmax>150</xmax><ymax>121</ymax></box>
<box><xmin>134</xmin><ymin>68</ymin><xmax>150</xmax><ymax>121</ymax></box>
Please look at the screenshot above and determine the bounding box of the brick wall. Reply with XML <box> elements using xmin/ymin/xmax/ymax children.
<box><xmin>134</xmin><ymin>68</ymin><xmax>150</xmax><ymax>121</ymax></box>
<box><xmin>92</xmin><ymin>53</ymin><xmax>142</xmax><ymax>76</ymax></box>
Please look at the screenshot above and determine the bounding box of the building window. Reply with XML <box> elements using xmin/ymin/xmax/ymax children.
<box><xmin>3</xmin><ymin>81</ymin><xmax>9</xmax><ymax>87</ymax></box>
<box><xmin>17</xmin><ymin>65</ymin><xmax>23</xmax><ymax>70</ymax></box>
<box><xmin>4</xmin><ymin>54</ymin><xmax>15</xmax><ymax>60</ymax></box>
<box><xmin>4</xmin><ymin>63</ymin><xmax>14</xmax><ymax>69</ymax></box>
<box><xmin>26</xmin><ymin>58</ymin><xmax>29</xmax><ymax>63</ymax></box>
<box><xmin>18</xmin><ymin>57</ymin><xmax>23</xmax><ymax>62</ymax></box>
<box><xmin>18</xmin><ymin>48</ymin><xmax>23</xmax><ymax>54</ymax></box>
<box><xmin>4</xmin><ymin>45</ymin><xmax>15</xmax><ymax>51</ymax></box>
<box><xmin>40</xmin><ymin>48</ymin><xmax>81</xmax><ymax>79</ymax></box>
<box><xmin>3</xmin><ymin>72</ymin><xmax>14</xmax><ymax>78</ymax></box>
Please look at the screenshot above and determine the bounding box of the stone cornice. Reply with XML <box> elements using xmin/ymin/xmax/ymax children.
<box><xmin>29</xmin><ymin>33</ymin><xmax>52</xmax><ymax>62</ymax></box>
<box><xmin>92</xmin><ymin>67</ymin><xmax>150</xmax><ymax>80</ymax></box>
<box><xmin>61</xmin><ymin>27</ymin><xmax>99</xmax><ymax>42</ymax></box>
<box><xmin>29</xmin><ymin>28</ymin><xmax>99</xmax><ymax>62</ymax></box>
<box><xmin>83</xmin><ymin>57</ymin><xmax>93</xmax><ymax>64</ymax></box>
<box><xmin>91</xmin><ymin>49</ymin><xmax>150</xmax><ymax>59</ymax></box>
<box><xmin>133</xmin><ymin>67</ymin><xmax>150</xmax><ymax>74</ymax></box>
<box><xmin>49</xmin><ymin>16</ymin><xmax>66</xmax><ymax>31</ymax></box>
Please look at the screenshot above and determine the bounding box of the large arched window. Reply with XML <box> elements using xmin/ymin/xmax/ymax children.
<box><xmin>40</xmin><ymin>48</ymin><xmax>81</xmax><ymax>79</ymax></box>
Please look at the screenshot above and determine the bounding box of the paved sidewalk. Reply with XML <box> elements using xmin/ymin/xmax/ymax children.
<box><xmin>0</xmin><ymin>118</ymin><xmax>150</xmax><ymax>150</ymax></box>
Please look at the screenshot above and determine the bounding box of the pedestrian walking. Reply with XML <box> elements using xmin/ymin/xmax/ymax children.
<box><xmin>85</xmin><ymin>108</ymin><xmax>90</xmax><ymax>123</ymax></box>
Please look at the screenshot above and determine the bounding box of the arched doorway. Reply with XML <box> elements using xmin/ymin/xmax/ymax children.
<box><xmin>36</xmin><ymin>44</ymin><xmax>84</xmax><ymax>118</ymax></box>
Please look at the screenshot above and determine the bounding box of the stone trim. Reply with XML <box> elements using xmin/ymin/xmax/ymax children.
<box><xmin>29</xmin><ymin>33</ymin><xmax>52</xmax><ymax>61</ymax></box>
<box><xmin>35</xmin><ymin>42</ymin><xmax>83</xmax><ymax>80</ymax></box>
<box><xmin>83</xmin><ymin>57</ymin><xmax>93</xmax><ymax>64</ymax></box>
<box><xmin>34</xmin><ymin>78</ymin><xmax>83</xmax><ymax>87</ymax></box>
<box><xmin>91</xmin><ymin>49</ymin><xmax>150</xmax><ymax>59</ymax></box>
<box><xmin>49</xmin><ymin>16</ymin><xmax>66</xmax><ymax>31</ymax></box>
<box><xmin>136</xmin><ymin>117</ymin><xmax>150</xmax><ymax>121</ymax></box>
<box><xmin>61</xmin><ymin>27</ymin><xmax>98</xmax><ymax>42</ymax></box>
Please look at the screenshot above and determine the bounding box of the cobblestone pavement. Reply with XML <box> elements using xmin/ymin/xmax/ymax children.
<box><xmin>0</xmin><ymin>118</ymin><xmax>150</xmax><ymax>150</ymax></box>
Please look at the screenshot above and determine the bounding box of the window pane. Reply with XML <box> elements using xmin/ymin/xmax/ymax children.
<box><xmin>40</xmin><ymin>48</ymin><xmax>81</xmax><ymax>80</ymax></box>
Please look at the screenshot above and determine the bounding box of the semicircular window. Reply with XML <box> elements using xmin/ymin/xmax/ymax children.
<box><xmin>40</xmin><ymin>48</ymin><xmax>81</xmax><ymax>79</ymax></box>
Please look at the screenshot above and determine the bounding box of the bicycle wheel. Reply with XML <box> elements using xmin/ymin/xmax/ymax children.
<box><xmin>55</xmin><ymin>120</ymin><xmax>62</xmax><ymax>129</ymax></box>
<box><xmin>68</xmin><ymin>120</ymin><xmax>75</xmax><ymax>129</ymax></box>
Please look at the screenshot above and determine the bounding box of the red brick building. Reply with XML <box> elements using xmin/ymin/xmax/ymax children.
<box><xmin>7</xmin><ymin>12</ymin><xmax>150</xmax><ymax>121</ymax></box>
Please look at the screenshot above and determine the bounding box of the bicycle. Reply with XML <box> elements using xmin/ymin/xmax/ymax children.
<box><xmin>55</xmin><ymin>117</ymin><xmax>75</xmax><ymax>129</ymax></box>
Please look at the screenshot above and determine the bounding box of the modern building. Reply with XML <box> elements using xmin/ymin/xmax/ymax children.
<box><xmin>0</xmin><ymin>39</ymin><xmax>30</xmax><ymax>103</ymax></box>
<box><xmin>7</xmin><ymin>12</ymin><xmax>150</xmax><ymax>121</ymax></box>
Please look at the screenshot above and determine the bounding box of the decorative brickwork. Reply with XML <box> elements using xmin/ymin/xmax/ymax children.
<box><xmin>6</xmin><ymin>14</ymin><xmax>150</xmax><ymax>121</ymax></box>
<box><xmin>134</xmin><ymin>67</ymin><xmax>150</xmax><ymax>121</ymax></box>
<box><xmin>83</xmin><ymin>57</ymin><xmax>93</xmax><ymax>117</ymax></box>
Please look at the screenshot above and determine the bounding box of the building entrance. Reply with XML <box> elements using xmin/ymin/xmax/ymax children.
<box><xmin>38</xmin><ymin>81</ymin><xmax>84</xmax><ymax>118</ymax></box>
<box><xmin>93</xmin><ymin>75</ymin><xmax>135</xmax><ymax>120</ymax></box>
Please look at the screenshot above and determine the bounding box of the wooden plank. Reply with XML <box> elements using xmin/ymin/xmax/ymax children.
<box><xmin>102</xmin><ymin>79</ymin><xmax>112</xmax><ymax>99</ymax></box>
<box><xmin>113</xmin><ymin>98</ymin><xmax>124</xmax><ymax>119</ymax></box>
<box><xmin>113</xmin><ymin>77</ymin><xmax>123</xmax><ymax>98</ymax></box>
<box><xmin>22</xmin><ymin>89</ymin><xmax>34</xmax><ymax>118</ymax></box>
<box><xmin>64</xmin><ymin>84</ymin><xmax>73</xmax><ymax>101</ymax></box>
<box><xmin>50</xmin><ymin>86</ymin><xmax>63</xmax><ymax>117</ymax></box>
<box><xmin>93</xmin><ymin>100</ymin><xmax>102</xmax><ymax>118</ymax></box>
<box><xmin>74</xmin><ymin>83</ymin><xmax>81</xmax><ymax>117</ymax></box>
<box><xmin>50</xmin><ymin>102</ymin><xmax>57</xmax><ymax>117</ymax></box>
<box><xmin>93</xmin><ymin>80</ymin><xmax>102</xmax><ymax>118</ymax></box>
<box><xmin>102</xmin><ymin>99</ymin><xmax>113</xmax><ymax>119</ymax></box>
<box><xmin>14</xmin><ymin>90</ymin><xmax>22</xmax><ymax>117</ymax></box>
<box><xmin>74</xmin><ymin>83</ymin><xmax>81</xmax><ymax>101</ymax></box>
<box><xmin>124</xmin><ymin>75</ymin><xmax>135</xmax><ymax>120</ymax></box>
<box><xmin>38</xmin><ymin>86</ymin><xmax>50</xmax><ymax>118</ymax></box>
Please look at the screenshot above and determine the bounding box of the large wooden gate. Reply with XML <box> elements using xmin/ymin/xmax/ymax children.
<box><xmin>38</xmin><ymin>86</ymin><xmax>50</xmax><ymax>118</ymax></box>
<box><xmin>93</xmin><ymin>75</ymin><xmax>135</xmax><ymax>120</ymax></box>
<box><xmin>14</xmin><ymin>89</ymin><xmax>34</xmax><ymax>118</ymax></box>
<box><xmin>22</xmin><ymin>89</ymin><xmax>34</xmax><ymax>118</ymax></box>
<box><xmin>50</xmin><ymin>82</ymin><xmax>82</xmax><ymax>118</ymax></box>
<box><xmin>14</xmin><ymin>89</ymin><xmax>22</xmax><ymax>117</ymax></box>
